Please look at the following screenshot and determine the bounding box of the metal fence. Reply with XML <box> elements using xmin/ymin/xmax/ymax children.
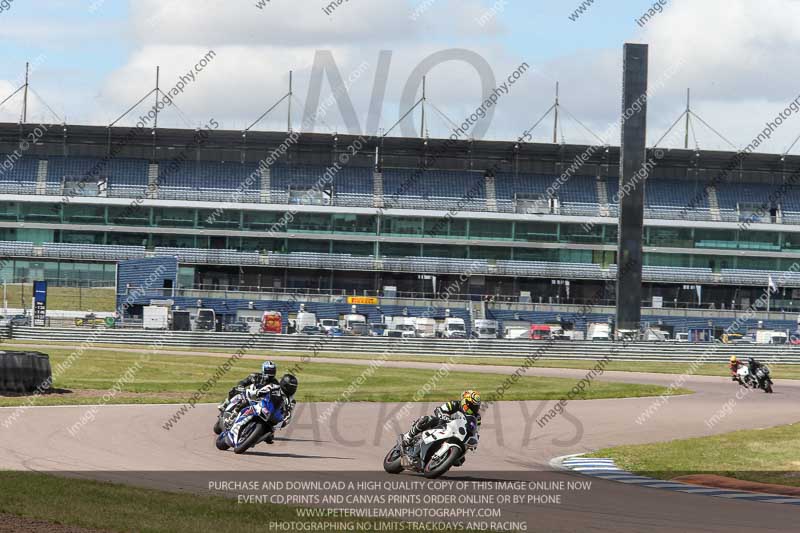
<box><xmin>5</xmin><ymin>327</ymin><xmax>800</xmax><ymax>364</ymax></box>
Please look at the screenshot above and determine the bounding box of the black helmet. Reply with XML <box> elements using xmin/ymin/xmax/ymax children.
<box><xmin>280</xmin><ymin>373</ymin><xmax>298</xmax><ymax>397</ymax></box>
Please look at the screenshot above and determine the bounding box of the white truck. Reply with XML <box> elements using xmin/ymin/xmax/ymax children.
<box><xmin>503</xmin><ymin>322</ymin><xmax>531</xmax><ymax>340</ymax></box>
<box><xmin>294</xmin><ymin>310</ymin><xmax>318</xmax><ymax>333</ymax></box>
<box><xmin>755</xmin><ymin>330</ymin><xmax>788</xmax><ymax>345</ymax></box>
<box><xmin>385</xmin><ymin>316</ymin><xmax>418</xmax><ymax>338</ymax></box>
<box><xmin>587</xmin><ymin>322</ymin><xmax>611</xmax><ymax>341</ymax></box>
<box><xmin>414</xmin><ymin>317</ymin><xmax>437</xmax><ymax>338</ymax></box>
<box><xmin>438</xmin><ymin>317</ymin><xmax>467</xmax><ymax>339</ymax></box>
<box><xmin>340</xmin><ymin>313</ymin><xmax>367</xmax><ymax>334</ymax></box>
<box><xmin>143</xmin><ymin>305</ymin><xmax>169</xmax><ymax>330</ymax></box>
<box><xmin>641</xmin><ymin>328</ymin><xmax>670</xmax><ymax>342</ymax></box>
<box><xmin>235</xmin><ymin>309</ymin><xmax>266</xmax><ymax>334</ymax></box>
<box><xmin>472</xmin><ymin>319</ymin><xmax>499</xmax><ymax>339</ymax></box>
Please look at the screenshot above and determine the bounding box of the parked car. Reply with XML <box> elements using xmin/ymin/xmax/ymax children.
<box><xmin>9</xmin><ymin>314</ymin><xmax>30</xmax><ymax>326</ymax></box>
<box><xmin>301</xmin><ymin>325</ymin><xmax>324</xmax><ymax>336</ymax></box>
<box><xmin>0</xmin><ymin>316</ymin><xmax>9</xmax><ymax>327</ymax></box>
<box><xmin>223</xmin><ymin>321</ymin><xmax>249</xmax><ymax>333</ymax></box>
<box><xmin>327</xmin><ymin>327</ymin><xmax>345</xmax><ymax>337</ymax></box>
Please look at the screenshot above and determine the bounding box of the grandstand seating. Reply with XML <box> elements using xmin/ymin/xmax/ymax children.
<box><xmin>0</xmin><ymin>155</ymin><xmax>39</xmax><ymax>193</ymax></box>
<box><xmin>382</xmin><ymin>169</ymin><xmax>486</xmax><ymax>211</ymax></box>
<box><xmin>47</xmin><ymin>157</ymin><xmax>150</xmax><ymax>196</ymax></box>
<box><xmin>159</xmin><ymin>161</ymin><xmax>260</xmax><ymax>203</ymax></box>
<box><xmin>4</xmin><ymin>154</ymin><xmax>800</xmax><ymax>227</ymax></box>
<box><xmin>155</xmin><ymin>247</ymin><xmax>261</xmax><ymax>266</ymax></box>
<box><xmin>0</xmin><ymin>241</ymin><xmax>34</xmax><ymax>256</ymax></box>
<box><xmin>42</xmin><ymin>243</ymin><xmax>145</xmax><ymax>261</ymax></box>
<box><xmin>270</xmin><ymin>165</ymin><xmax>374</xmax><ymax>207</ymax></box>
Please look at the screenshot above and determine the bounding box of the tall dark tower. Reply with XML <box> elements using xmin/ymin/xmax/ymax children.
<box><xmin>616</xmin><ymin>43</ymin><xmax>648</xmax><ymax>332</ymax></box>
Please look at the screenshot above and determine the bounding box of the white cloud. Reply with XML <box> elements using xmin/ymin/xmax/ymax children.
<box><xmin>6</xmin><ymin>0</ymin><xmax>800</xmax><ymax>154</ymax></box>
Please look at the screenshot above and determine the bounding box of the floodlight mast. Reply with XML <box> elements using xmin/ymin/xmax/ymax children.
<box><xmin>22</xmin><ymin>62</ymin><xmax>29</xmax><ymax>123</ymax></box>
<box><xmin>154</xmin><ymin>66</ymin><xmax>160</xmax><ymax>129</ymax></box>
<box><xmin>244</xmin><ymin>71</ymin><xmax>293</xmax><ymax>134</ymax></box>
<box><xmin>553</xmin><ymin>82</ymin><xmax>559</xmax><ymax>144</ymax></box>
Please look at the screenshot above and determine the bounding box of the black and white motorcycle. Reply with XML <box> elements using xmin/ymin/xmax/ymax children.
<box><xmin>383</xmin><ymin>412</ymin><xmax>478</xmax><ymax>478</ymax></box>
<box><xmin>736</xmin><ymin>365</ymin><xmax>774</xmax><ymax>393</ymax></box>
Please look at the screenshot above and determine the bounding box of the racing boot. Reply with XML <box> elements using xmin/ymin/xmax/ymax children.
<box><xmin>264</xmin><ymin>432</ymin><xmax>275</xmax><ymax>444</ymax></box>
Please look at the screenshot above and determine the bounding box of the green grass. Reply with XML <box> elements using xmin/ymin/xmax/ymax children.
<box><xmin>0</xmin><ymin>346</ymin><xmax>685</xmax><ymax>407</ymax></box>
<box><xmin>9</xmin><ymin>339</ymin><xmax>800</xmax><ymax>379</ymax></box>
<box><xmin>0</xmin><ymin>471</ymin><xmax>492</xmax><ymax>533</ymax></box>
<box><xmin>588</xmin><ymin>422</ymin><xmax>800</xmax><ymax>487</ymax></box>
<box><xmin>1</xmin><ymin>285</ymin><xmax>115</xmax><ymax>312</ymax></box>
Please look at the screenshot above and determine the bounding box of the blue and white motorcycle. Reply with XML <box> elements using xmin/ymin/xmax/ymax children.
<box><xmin>215</xmin><ymin>384</ymin><xmax>292</xmax><ymax>454</ymax></box>
<box><xmin>213</xmin><ymin>385</ymin><xmax>253</xmax><ymax>435</ymax></box>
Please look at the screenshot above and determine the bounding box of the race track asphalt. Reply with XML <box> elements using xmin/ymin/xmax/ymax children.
<box><xmin>1</xmin><ymin>362</ymin><xmax>799</xmax><ymax>532</ymax></box>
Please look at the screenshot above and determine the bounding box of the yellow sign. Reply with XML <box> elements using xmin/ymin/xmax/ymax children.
<box><xmin>347</xmin><ymin>296</ymin><xmax>378</xmax><ymax>305</ymax></box>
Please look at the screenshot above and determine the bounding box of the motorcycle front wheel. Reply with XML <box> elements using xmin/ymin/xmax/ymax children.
<box><xmin>383</xmin><ymin>445</ymin><xmax>403</xmax><ymax>474</ymax></box>
<box><xmin>423</xmin><ymin>446</ymin><xmax>462</xmax><ymax>479</ymax></box>
<box><xmin>213</xmin><ymin>413</ymin><xmax>225</xmax><ymax>435</ymax></box>
<box><xmin>234</xmin><ymin>421</ymin><xmax>268</xmax><ymax>454</ymax></box>
<box><xmin>215</xmin><ymin>433</ymin><xmax>230</xmax><ymax>451</ymax></box>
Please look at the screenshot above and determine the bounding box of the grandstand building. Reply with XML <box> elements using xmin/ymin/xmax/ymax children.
<box><xmin>2</xmin><ymin>121</ymin><xmax>800</xmax><ymax>332</ymax></box>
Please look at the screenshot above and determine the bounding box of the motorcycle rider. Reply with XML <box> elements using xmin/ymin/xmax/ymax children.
<box><xmin>729</xmin><ymin>355</ymin><xmax>744</xmax><ymax>381</ymax></box>
<box><xmin>228</xmin><ymin>360</ymin><xmax>279</xmax><ymax>399</ymax></box>
<box><xmin>262</xmin><ymin>373</ymin><xmax>299</xmax><ymax>444</ymax></box>
<box><xmin>747</xmin><ymin>358</ymin><xmax>767</xmax><ymax>387</ymax></box>
<box><xmin>402</xmin><ymin>390</ymin><xmax>481</xmax><ymax>448</ymax></box>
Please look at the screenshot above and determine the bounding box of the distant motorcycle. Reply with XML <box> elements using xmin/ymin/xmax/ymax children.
<box><xmin>383</xmin><ymin>412</ymin><xmax>478</xmax><ymax>479</ymax></box>
<box><xmin>215</xmin><ymin>385</ymin><xmax>289</xmax><ymax>454</ymax></box>
<box><xmin>735</xmin><ymin>366</ymin><xmax>774</xmax><ymax>393</ymax></box>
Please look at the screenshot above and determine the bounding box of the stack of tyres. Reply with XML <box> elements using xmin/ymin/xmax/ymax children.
<box><xmin>0</xmin><ymin>352</ymin><xmax>10</xmax><ymax>392</ymax></box>
<box><xmin>0</xmin><ymin>351</ymin><xmax>52</xmax><ymax>394</ymax></box>
<box><xmin>35</xmin><ymin>353</ymin><xmax>52</xmax><ymax>392</ymax></box>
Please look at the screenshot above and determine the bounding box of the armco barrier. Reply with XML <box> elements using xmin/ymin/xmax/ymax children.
<box><xmin>6</xmin><ymin>327</ymin><xmax>800</xmax><ymax>364</ymax></box>
<box><xmin>0</xmin><ymin>350</ymin><xmax>52</xmax><ymax>394</ymax></box>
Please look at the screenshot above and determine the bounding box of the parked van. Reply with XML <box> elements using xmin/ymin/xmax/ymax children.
<box><xmin>472</xmin><ymin>319</ymin><xmax>499</xmax><ymax>339</ymax></box>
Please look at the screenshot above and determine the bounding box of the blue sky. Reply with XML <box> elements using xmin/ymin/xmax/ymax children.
<box><xmin>1</xmin><ymin>1</ymin><xmax>799</xmax><ymax>154</ymax></box>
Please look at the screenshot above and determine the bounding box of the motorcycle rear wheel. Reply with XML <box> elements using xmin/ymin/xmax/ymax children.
<box><xmin>383</xmin><ymin>445</ymin><xmax>403</xmax><ymax>474</ymax></box>
<box><xmin>423</xmin><ymin>446</ymin><xmax>462</xmax><ymax>479</ymax></box>
<box><xmin>234</xmin><ymin>421</ymin><xmax>268</xmax><ymax>454</ymax></box>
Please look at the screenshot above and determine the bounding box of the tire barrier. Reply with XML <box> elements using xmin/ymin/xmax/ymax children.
<box><xmin>0</xmin><ymin>351</ymin><xmax>52</xmax><ymax>394</ymax></box>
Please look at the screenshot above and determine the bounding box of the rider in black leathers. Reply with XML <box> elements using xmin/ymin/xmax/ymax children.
<box><xmin>748</xmin><ymin>358</ymin><xmax>767</xmax><ymax>387</ymax></box>
<box><xmin>260</xmin><ymin>373</ymin><xmax>299</xmax><ymax>444</ymax></box>
<box><xmin>228</xmin><ymin>360</ymin><xmax>279</xmax><ymax>399</ymax></box>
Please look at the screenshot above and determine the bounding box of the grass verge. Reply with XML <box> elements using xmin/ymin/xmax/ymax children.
<box><xmin>0</xmin><ymin>471</ymin><xmax>492</xmax><ymax>533</ymax></box>
<box><xmin>0</xmin><ymin>347</ymin><xmax>686</xmax><ymax>407</ymax></box>
<box><xmin>588</xmin><ymin>422</ymin><xmax>800</xmax><ymax>487</ymax></box>
<box><xmin>1</xmin><ymin>285</ymin><xmax>115</xmax><ymax>312</ymax></box>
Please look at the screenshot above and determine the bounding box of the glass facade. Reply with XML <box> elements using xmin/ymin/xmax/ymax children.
<box><xmin>0</xmin><ymin>259</ymin><xmax>115</xmax><ymax>285</ymax></box>
<box><xmin>2</xmin><ymin>201</ymin><xmax>800</xmax><ymax>273</ymax></box>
